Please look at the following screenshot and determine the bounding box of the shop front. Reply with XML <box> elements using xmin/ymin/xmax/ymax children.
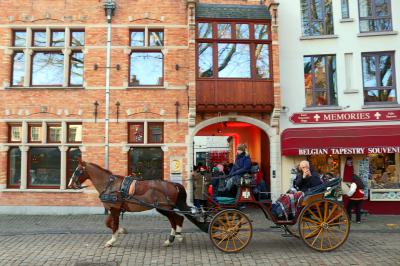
<box><xmin>281</xmin><ymin>125</ymin><xmax>400</xmax><ymax>214</ymax></box>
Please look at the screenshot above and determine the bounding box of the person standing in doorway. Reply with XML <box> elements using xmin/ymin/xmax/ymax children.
<box><xmin>346</xmin><ymin>174</ymin><xmax>365</xmax><ymax>224</ymax></box>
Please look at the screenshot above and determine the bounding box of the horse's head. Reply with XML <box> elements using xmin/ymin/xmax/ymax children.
<box><xmin>68</xmin><ymin>157</ymin><xmax>90</xmax><ymax>189</ymax></box>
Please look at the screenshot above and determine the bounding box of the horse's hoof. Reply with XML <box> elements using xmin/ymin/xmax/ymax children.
<box><xmin>162</xmin><ymin>240</ymin><xmax>172</xmax><ymax>247</ymax></box>
<box><xmin>118</xmin><ymin>228</ymin><xmax>128</xmax><ymax>234</ymax></box>
<box><xmin>105</xmin><ymin>242</ymin><xmax>114</xmax><ymax>248</ymax></box>
<box><xmin>176</xmin><ymin>235</ymin><xmax>184</xmax><ymax>243</ymax></box>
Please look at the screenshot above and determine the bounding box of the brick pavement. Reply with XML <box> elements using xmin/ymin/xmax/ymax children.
<box><xmin>0</xmin><ymin>211</ymin><xmax>399</xmax><ymax>266</ymax></box>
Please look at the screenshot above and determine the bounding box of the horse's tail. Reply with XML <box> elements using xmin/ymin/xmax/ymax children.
<box><xmin>174</xmin><ymin>183</ymin><xmax>209</xmax><ymax>233</ymax></box>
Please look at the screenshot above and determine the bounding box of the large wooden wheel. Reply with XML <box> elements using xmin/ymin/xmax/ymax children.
<box><xmin>209</xmin><ymin>209</ymin><xmax>252</xmax><ymax>253</ymax></box>
<box><xmin>298</xmin><ymin>199</ymin><xmax>350</xmax><ymax>252</ymax></box>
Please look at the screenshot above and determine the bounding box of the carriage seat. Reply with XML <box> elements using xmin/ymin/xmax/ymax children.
<box><xmin>303</xmin><ymin>177</ymin><xmax>341</xmax><ymax>196</ymax></box>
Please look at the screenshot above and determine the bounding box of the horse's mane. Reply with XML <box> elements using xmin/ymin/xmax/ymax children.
<box><xmin>86</xmin><ymin>162</ymin><xmax>114</xmax><ymax>175</ymax></box>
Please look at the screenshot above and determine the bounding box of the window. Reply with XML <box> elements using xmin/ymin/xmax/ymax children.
<box><xmin>362</xmin><ymin>52</ymin><xmax>396</xmax><ymax>104</ymax></box>
<box><xmin>8</xmin><ymin>147</ymin><xmax>21</xmax><ymax>188</ymax></box>
<box><xmin>128</xmin><ymin>123</ymin><xmax>144</xmax><ymax>143</ymax></box>
<box><xmin>128</xmin><ymin>147</ymin><xmax>163</xmax><ymax>180</ymax></box>
<box><xmin>369</xmin><ymin>153</ymin><xmax>400</xmax><ymax>190</ymax></box>
<box><xmin>307</xmin><ymin>155</ymin><xmax>340</xmax><ymax>176</ymax></box>
<box><xmin>28</xmin><ymin>124</ymin><xmax>42</xmax><ymax>143</ymax></box>
<box><xmin>47</xmin><ymin>124</ymin><xmax>62</xmax><ymax>143</ymax></box>
<box><xmin>359</xmin><ymin>0</ymin><xmax>392</xmax><ymax>32</ymax></box>
<box><xmin>341</xmin><ymin>0</ymin><xmax>350</xmax><ymax>19</ymax></box>
<box><xmin>67</xmin><ymin>147</ymin><xmax>82</xmax><ymax>185</ymax></box>
<box><xmin>67</xmin><ymin>123</ymin><xmax>82</xmax><ymax>143</ymax></box>
<box><xmin>148</xmin><ymin>122</ymin><xmax>163</xmax><ymax>143</ymax></box>
<box><xmin>301</xmin><ymin>0</ymin><xmax>334</xmax><ymax>36</ymax></box>
<box><xmin>13</xmin><ymin>30</ymin><xmax>26</xmax><ymax>47</ymax></box>
<box><xmin>28</xmin><ymin>147</ymin><xmax>61</xmax><ymax>188</ymax></box>
<box><xmin>129</xmin><ymin>29</ymin><xmax>164</xmax><ymax>87</ymax></box>
<box><xmin>197</xmin><ymin>22</ymin><xmax>271</xmax><ymax>79</ymax></box>
<box><xmin>304</xmin><ymin>55</ymin><xmax>337</xmax><ymax>107</ymax></box>
<box><xmin>8</xmin><ymin>124</ymin><xmax>22</xmax><ymax>143</ymax></box>
<box><xmin>10</xmin><ymin>28</ymin><xmax>85</xmax><ymax>87</ymax></box>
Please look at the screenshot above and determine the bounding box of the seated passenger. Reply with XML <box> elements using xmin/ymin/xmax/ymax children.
<box><xmin>295</xmin><ymin>160</ymin><xmax>322</xmax><ymax>193</ymax></box>
<box><xmin>223</xmin><ymin>144</ymin><xmax>252</xmax><ymax>196</ymax></box>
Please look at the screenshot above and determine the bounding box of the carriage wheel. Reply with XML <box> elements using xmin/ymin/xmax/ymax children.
<box><xmin>298</xmin><ymin>199</ymin><xmax>350</xmax><ymax>252</ymax></box>
<box><xmin>209</xmin><ymin>209</ymin><xmax>252</xmax><ymax>253</ymax></box>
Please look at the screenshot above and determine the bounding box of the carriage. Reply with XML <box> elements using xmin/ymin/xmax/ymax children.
<box><xmin>191</xmin><ymin>175</ymin><xmax>350</xmax><ymax>253</ymax></box>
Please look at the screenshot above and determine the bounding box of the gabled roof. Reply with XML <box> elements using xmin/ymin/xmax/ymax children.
<box><xmin>196</xmin><ymin>4</ymin><xmax>271</xmax><ymax>20</ymax></box>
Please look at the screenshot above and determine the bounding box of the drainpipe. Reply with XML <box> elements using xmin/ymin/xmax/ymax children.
<box><xmin>103</xmin><ymin>0</ymin><xmax>116</xmax><ymax>169</ymax></box>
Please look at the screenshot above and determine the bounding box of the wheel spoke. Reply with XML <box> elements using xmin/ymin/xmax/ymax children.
<box><xmin>315</xmin><ymin>203</ymin><xmax>323</xmax><ymax>220</ymax></box>
<box><xmin>302</xmin><ymin>216</ymin><xmax>320</xmax><ymax>225</ymax></box>
<box><xmin>306</xmin><ymin>208</ymin><xmax>321</xmax><ymax>221</ymax></box>
<box><xmin>323</xmin><ymin>201</ymin><xmax>328</xmax><ymax>222</ymax></box>
<box><xmin>304</xmin><ymin>227</ymin><xmax>321</xmax><ymax>239</ymax></box>
<box><xmin>326</xmin><ymin>231</ymin><xmax>333</xmax><ymax>249</ymax></box>
<box><xmin>233</xmin><ymin>234</ymin><xmax>245</xmax><ymax>245</ymax></box>
<box><xmin>326</xmin><ymin>204</ymin><xmax>338</xmax><ymax>222</ymax></box>
<box><xmin>320</xmin><ymin>229</ymin><xmax>325</xmax><ymax>249</ymax></box>
<box><xmin>231</xmin><ymin>237</ymin><xmax>237</xmax><ymax>250</ymax></box>
<box><xmin>217</xmin><ymin>234</ymin><xmax>230</xmax><ymax>246</ymax></box>
<box><xmin>329</xmin><ymin>227</ymin><xmax>347</xmax><ymax>234</ymax></box>
<box><xmin>311</xmin><ymin>228</ymin><xmax>323</xmax><ymax>246</ymax></box>
<box><xmin>328</xmin><ymin>221</ymin><xmax>348</xmax><ymax>226</ymax></box>
<box><xmin>327</xmin><ymin>211</ymin><xmax>345</xmax><ymax>224</ymax></box>
<box><xmin>224</xmin><ymin>212</ymin><xmax>231</xmax><ymax>227</ymax></box>
<box><xmin>225</xmin><ymin>236</ymin><xmax>230</xmax><ymax>250</ymax></box>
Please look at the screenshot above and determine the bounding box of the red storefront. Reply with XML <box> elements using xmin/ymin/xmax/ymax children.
<box><xmin>282</xmin><ymin>110</ymin><xmax>400</xmax><ymax>215</ymax></box>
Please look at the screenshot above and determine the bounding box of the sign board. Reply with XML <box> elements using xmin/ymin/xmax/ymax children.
<box><xmin>298</xmin><ymin>146</ymin><xmax>400</xmax><ymax>155</ymax></box>
<box><xmin>290</xmin><ymin>110</ymin><xmax>400</xmax><ymax>124</ymax></box>
<box><xmin>170</xmin><ymin>158</ymin><xmax>183</xmax><ymax>174</ymax></box>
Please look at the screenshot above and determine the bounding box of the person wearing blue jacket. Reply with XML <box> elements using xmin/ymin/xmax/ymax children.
<box><xmin>223</xmin><ymin>144</ymin><xmax>252</xmax><ymax>195</ymax></box>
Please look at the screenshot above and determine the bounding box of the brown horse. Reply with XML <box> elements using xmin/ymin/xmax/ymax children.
<box><xmin>68</xmin><ymin>159</ymin><xmax>194</xmax><ymax>248</ymax></box>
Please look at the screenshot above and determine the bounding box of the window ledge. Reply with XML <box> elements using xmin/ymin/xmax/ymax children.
<box><xmin>5</xmin><ymin>86</ymin><xmax>85</xmax><ymax>90</ymax></box>
<box><xmin>0</xmin><ymin>188</ymin><xmax>85</xmax><ymax>193</ymax></box>
<box><xmin>299</xmin><ymin>35</ymin><xmax>339</xmax><ymax>40</ymax></box>
<box><xmin>343</xmin><ymin>89</ymin><xmax>359</xmax><ymax>94</ymax></box>
<box><xmin>340</xmin><ymin>18</ymin><xmax>354</xmax><ymax>23</ymax></box>
<box><xmin>362</xmin><ymin>104</ymin><xmax>400</xmax><ymax>109</ymax></box>
<box><xmin>303</xmin><ymin>106</ymin><xmax>343</xmax><ymax>111</ymax></box>
<box><xmin>358</xmin><ymin>31</ymin><xmax>398</xmax><ymax>37</ymax></box>
<box><xmin>126</xmin><ymin>86</ymin><xmax>165</xmax><ymax>90</ymax></box>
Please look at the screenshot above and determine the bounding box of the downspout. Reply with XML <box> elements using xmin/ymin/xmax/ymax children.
<box><xmin>104</xmin><ymin>0</ymin><xmax>116</xmax><ymax>169</ymax></box>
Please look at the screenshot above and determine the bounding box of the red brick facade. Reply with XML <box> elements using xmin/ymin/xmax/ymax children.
<box><xmin>0</xmin><ymin>0</ymin><xmax>280</xmax><ymax>211</ymax></box>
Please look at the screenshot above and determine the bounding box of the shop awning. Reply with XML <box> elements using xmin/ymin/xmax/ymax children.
<box><xmin>281</xmin><ymin>125</ymin><xmax>400</xmax><ymax>156</ymax></box>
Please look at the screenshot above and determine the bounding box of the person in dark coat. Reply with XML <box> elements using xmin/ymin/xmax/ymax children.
<box><xmin>295</xmin><ymin>160</ymin><xmax>322</xmax><ymax>192</ymax></box>
<box><xmin>223</xmin><ymin>144</ymin><xmax>252</xmax><ymax>195</ymax></box>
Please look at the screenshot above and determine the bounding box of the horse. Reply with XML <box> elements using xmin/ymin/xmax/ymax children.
<box><xmin>68</xmin><ymin>159</ymin><xmax>197</xmax><ymax>248</ymax></box>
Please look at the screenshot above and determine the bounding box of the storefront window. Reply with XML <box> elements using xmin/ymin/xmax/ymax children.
<box><xmin>369</xmin><ymin>153</ymin><xmax>400</xmax><ymax>189</ymax></box>
<box><xmin>128</xmin><ymin>147</ymin><xmax>163</xmax><ymax>180</ymax></box>
<box><xmin>28</xmin><ymin>147</ymin><xmax>61</xmax><ymax>188</ymax></box>
<box><xmin>8</xmin><ymin>147</ymin><xmax>21</xmax><ymax>188</ymax></box>
<box><xmin>307</xmin><ymin>155</ymin><xmax>340</xmax><ymax>176</ymax></box>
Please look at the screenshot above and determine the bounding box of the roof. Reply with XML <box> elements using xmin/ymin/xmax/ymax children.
<box><xmin>196</xmin><ymin>4</ymin><xmax>271</xmax><ymax>20</ymax></box>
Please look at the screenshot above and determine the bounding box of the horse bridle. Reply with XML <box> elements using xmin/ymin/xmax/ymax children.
<box><xmin>70</xmin><ymin>165</ymin><xmax>88</xmax><ymax>189</ymax></box>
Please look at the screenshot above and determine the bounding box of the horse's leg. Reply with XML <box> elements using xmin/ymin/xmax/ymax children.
<box><xmin>174</xmin><ymin>213</ymin><xmax>185</xmax><ymax>243</ymax></box>
<box><xmin>105</xmin><ymin>208</ymin><xmax>121</xmax><ymax>247</ymax></box>
<box><xmin>157</xmin><ymin>209</ymin><xmax>177</xmax><ymax>247</ymax></box>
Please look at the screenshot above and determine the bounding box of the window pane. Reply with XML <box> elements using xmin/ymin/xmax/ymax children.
<box><xmin>148</xmin><ymin>123</ymin><xmax>163</xmax><ymax>143</ymax></box>
<box><xmin>70</xmin><ymin>52</ymin><xmax>84</xmax><ymax>86</ymax></box>
<box><xmin>13</xmin><ymin>31</ymin><xmax>26</xmax><ymax>47</ymax></box>
<box><xmin>314</xmin><ymin>56</ymin><xmax>326</xmax><ymax>89</ymax></box>
<box><xmin>67</xmin><ymin>148</ymin><xmax>81</xmax><ymax>184</ymax></box>
<box><xmin>129</xmin><ymin>148</ymin><xmax>163</xmax><ymax>180</ymax></box>
<box><xmin>30</xmin><ymin>125</ymin><xmax>42</xmax><ymax>142</ymax></box>
<box><xmin>149</xmin><ymin>31</ymin><xmax>164</xmax><ymax>46</ymax></box>
<box><xmin>324</xmin><ymin>0</ymin><xmax>334</xmax><ymax>34</ymax></box>
<box><xmin>359</xmin><ymin>0</ymin><xmax>372</xmax><ymax>17</ymax></box>
<box><xmin>10</xmin><ymin>125</ymin><xmax>22</xmax><ymax>142</ymax></box>
<box><xmin>301</xmin><ymin>0</ymin><xmax>312</xmax><ymax>35</ymax></box>
<box><xmin>364</xmin><ymin>89</ymin><xmax>396</xmax><ymax>103</ymax></box>
<box><xmin>32</xmin><ymin>52</ymin><xmax>64</xmax><ymax>86</ymax></box>
<box><xmin>341</xmin><ymin>0</ymin><xmax>349</xmax><ymax>18</ymax></box>
<box><xmin>198</xmin><ymin>43</ymin><xmax>213</xmax><ymax>78</ymax></box>
<box><xmin>380</xmin><ymin>55</ymin><xmax>392</xmax><ymax>86</ymax></box>
<box><xmin>374</xmin><ymin>18</ymin><xmax>392</xmax><ymax>31</ymax></box>
<box><xmin>255</xmin><ymin>24</ymin><xmax>268</xmax><ymax>39</ymax></box>
<box><xmin>33</xmin><ymin>31</ymin><xmax>46</xmax><ymax>47</ymax></box>
<box><xmin>311</xmin><ymin>0</ymin><xmax>324</xmax><ymax>20</ymax></box>
<box><xmin>236</xmin><ymin>24</ymin><xmax>250</xmax><ymax>39</ymax></box>
<box><xmin>375</xmin><ymin>0</ymin><xmax>390</xmax><ymax>16</ymax></box>
<box><xmin>130</xmin><ymin>52</ymin><xmax>163</xmax><ymax>86</ymax></box>
<box><xmin>360</xmin><ymin>19</ymin><xmax>374</xmax><ymax>32</ymax></box>
<box><xmin>198</xmin><ymin>23</ymin><xmax>213</xmax><ymax>38</ymax></box>
<box><xmin>304</xmin><ymin>56</ymin><xmax>313</xmax><ymax>106</ymax></box>
<box><xmin>255</xmin><ymin>44</ymin><xmax>270</xmax><ymax>79</ymax></box>
<box><xmin>130</xmin><ymin>31</ymin><xmax>144</xmax><ymax>46</ymax></box>
<box><xmin>218</xmin><ymin>43</ymin><xmax>250</xmax><ymax>78</ymax></box>
<box><xmin>51</xmin><ymin>31</ymin><xmax>65</xmax><ymax>47</ymax></box>
<box><xmin>327</xmin><ymin>55</ymin><xmax>338</xmax><ymax>105</ymax></box>
<box><xmin>29</xmin><ymin>147</ymin><xmax>61</xmax><ymax>187</ymax></box>
<box><xmin>12</xmin><ymin>52</ymin><xmax>25</xmax><ymax>86</ymax></box>
<box><xmin>315</xmin><ymin>91</ymin><xmax>328</xmax><ymax>105</ymax></box>
<box><xmin>71</xmin><ymin>31</ymin><xmax>85</xmax><ymax>46</ymax></box>
<box><xmin>362</xmin><ymin>55</ymin><xmax>377</xmax><ymax>87</ymax></box>
<box><xmin>48</xmin><ymin>125</ymin><xmax>62</xmax><ymax>143</ymax></box>
<box><xmin>68</xmin><ymin>124</ymin><xmax>82</xmax><ymax>142</ymax></box>
<box><xmin>128</xmin><ymin>123</ymin><xmax>144</xmax><ymax>143</ymax></box>
<box><xmin>218</xmin><ymin>24</ymin><xmax>231</xmax><ymax>39</ymax></box>
<box><xmin>8</xmin><ymin>147</ymin><xmax>21</xmax><ymax>187</ymax></box>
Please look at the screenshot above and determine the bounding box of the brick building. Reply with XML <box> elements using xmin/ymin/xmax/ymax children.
<box><xmin>0</xmin><ymin>0</ymin><xmax>280</xmax><ymax>214</ymax></box>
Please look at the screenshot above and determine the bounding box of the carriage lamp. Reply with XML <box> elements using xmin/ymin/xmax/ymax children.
<box><xmin>94</xmin><ymin>101</ymin><xmax>99</xmax><ymax>123</ymax></box>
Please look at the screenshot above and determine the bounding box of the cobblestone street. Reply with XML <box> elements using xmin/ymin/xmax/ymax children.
<box><xmin>0</xmin><ymin>212</ymin><xmax>399</xmax><ymax>266</ymax></box>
